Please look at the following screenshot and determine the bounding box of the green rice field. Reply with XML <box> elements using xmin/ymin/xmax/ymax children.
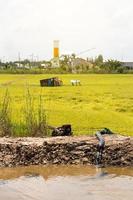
<box><xmin>0</xmin><ymin>74</ymin><xmax>133</xmax><ymax>136</ymax></box>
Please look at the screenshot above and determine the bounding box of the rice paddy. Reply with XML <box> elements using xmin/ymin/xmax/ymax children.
<box><xmin>0</xmin><ymin>74</ymin><xmax>133</xmax><ymax>136</ymax></box>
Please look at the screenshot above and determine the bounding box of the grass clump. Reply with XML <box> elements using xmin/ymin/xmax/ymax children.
<box><xmin>0</xmin><ymin>89</ymin><xmax>48</xmax><ymax>137</ymax></box>
<box><xmin>0</xmin><ymin>90</ymin><xmax>12</xmax><ymax>136</ymax></box>
<box><xmin>24</xmin><ymin>89</ymin><xmax>48</xmax><ymax>136</ymax></box>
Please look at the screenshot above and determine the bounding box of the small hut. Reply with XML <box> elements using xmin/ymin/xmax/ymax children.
<box><xmin>40</xmin><ymin>77</ymin><xmax>63</xmax><ymax>87</ymax></box>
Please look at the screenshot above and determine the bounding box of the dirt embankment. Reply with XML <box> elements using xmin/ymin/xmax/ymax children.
<box><xmin>0</xmin><ymin>135</ymin><xmax>132</xmax><ymax>167</ymax></box>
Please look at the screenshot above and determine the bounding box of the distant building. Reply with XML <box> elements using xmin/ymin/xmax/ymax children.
<box><xmin>121</xmin><ymin>62</ymin><xmax>133</xmax><ymax>69</ymax></box>
<box><xmin>40</xmin><ymin>63</ymin><xmax>50</xmax><ymax>68</ymax></box>
<box><xmin>72</xmin><ymin>57</ymin><xmax>93</xmax><ymax>71</ymax></box>
<box><xmin>72</xmin><ymin>57</ymin><xmax>91</xmax><ymax>67</ymax></box>
<box><xmin>15</xmin><ymin>62</ymin><xmax>30</xmax><ymax>69</ymax></box>
<box><xmin>16</xmin><ymin>63</ymin><xmax>23</xmax><ymax>68</ymax></box>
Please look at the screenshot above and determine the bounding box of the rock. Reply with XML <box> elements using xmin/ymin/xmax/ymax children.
<box><xmin>53</xmin><ymin>159</ymin><xmax>60</xmax><ymax>164</ymax></box>
<box><xmin>70</xmin><ymin>150</ymin><xmax>84</xmax><ymax>156</ymax></box>
<box><xmin>71</xmin><ymin>159</ymin><xmax>80</xmax><ymax>164</ymax></box>
<box><xmin>42</xmin><ymin>160</ymin><xmax>47</xmax><ymax>165</ymax></box>
<box><xmin>61</xmin><ymin>155</ymin><xmax>70</xmax><ymax>161</ymax></box>
<box><xmin>82</xmin><ymin>157</ymin><xmax>89</xmax><ymax>164</ymax></box>
<box><xmin>76</xmin><ymin>145</ymin><xmax>91</xmax><ymax>151</ymax></box>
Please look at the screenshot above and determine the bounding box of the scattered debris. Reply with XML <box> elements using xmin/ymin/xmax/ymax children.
<box><xmin>48</xmin><ymin>124</ymin><xmax>72</xmax><ymax>136</ymax></box>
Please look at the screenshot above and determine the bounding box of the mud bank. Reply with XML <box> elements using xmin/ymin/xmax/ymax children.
<box><xmin>0</xmin><ymin>135</ymin><xmax>132</xmax><ymax>167</ymax></box>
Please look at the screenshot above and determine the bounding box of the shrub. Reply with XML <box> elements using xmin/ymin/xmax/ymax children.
<box><xmin>24</xmin><ymin>89</ymin><xmax>48</xmax><ymax>136</ymax></box>
<box><xmin>0</xmin><ymin>90</ymin><xmax>12</xmax><ymax>136</ymax></box>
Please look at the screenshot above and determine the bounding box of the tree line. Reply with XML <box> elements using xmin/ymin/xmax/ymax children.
<box><xmin>0</xmin><ymin>55</ymin><xmax>132</xmax><ymax>74</ymax></box>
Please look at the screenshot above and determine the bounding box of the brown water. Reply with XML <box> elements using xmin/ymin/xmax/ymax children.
<box><xmin>0</xmin><ymin>165</ymin><xmax>132</xmax><ymax>200</ymax></box>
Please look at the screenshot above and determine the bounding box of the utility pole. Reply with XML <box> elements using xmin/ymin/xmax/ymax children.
<box><xmin>18</xmin><ymin>52</ymin><xmax>21</xmax><ymax>68</ymax></box>
<box><xmin>30</xmin><ymin>53</ymin><xmax>34</xmax><ymax>68</ymax></box>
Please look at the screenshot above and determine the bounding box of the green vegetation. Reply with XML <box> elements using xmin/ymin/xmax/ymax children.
<box><xmin>0</xmin><ymin>56</ymin><xmax>133</xmax><ymax>74</ymax></box>
<box><xmin>0</xmin><ymin>90</ymin><xmax>12</xmax><ymax>136</ymax></box>
<box><xmin>0</xmin><ymin>88</ymin><xmax>48</xmax><ymax>137</ymax></box>
<box><xmin>0</xmin><ymin>74</ymin><xmax>133</xmax><ymax>136</ymax></box>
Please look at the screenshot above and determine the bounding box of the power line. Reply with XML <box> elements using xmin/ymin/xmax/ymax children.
<box><xmin>76</xmin><ymin>48</ymin><xmax>96</xmax><ymax>56</ymax></box>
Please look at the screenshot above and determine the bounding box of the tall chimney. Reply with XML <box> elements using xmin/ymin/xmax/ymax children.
<box><xmin>53</xmin><ymin>40</ymin><xmax>59</xmax><ymax>58</ymax></box>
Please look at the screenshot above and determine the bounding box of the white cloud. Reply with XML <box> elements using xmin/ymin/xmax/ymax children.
<box><xmin>0</xmin><ymin>0</ymin><xmax>133</xmax><ymax>61</ymax></box>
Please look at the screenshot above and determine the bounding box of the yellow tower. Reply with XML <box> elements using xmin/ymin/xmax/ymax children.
<box><xmin>53</xmin><ymin>40</ymin><xmax>59</xmax><ymax>58</ymax></box>
<box><xmin>52</xmin><ymin>40</ymin><xmax>60</xmax><ymax>68</ymax></box>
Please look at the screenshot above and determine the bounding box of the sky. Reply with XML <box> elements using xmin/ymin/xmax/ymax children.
<box><xmin>0</xmin><ymin>0</ymin><xmax>133</xmax><ymax>61</ymax></box>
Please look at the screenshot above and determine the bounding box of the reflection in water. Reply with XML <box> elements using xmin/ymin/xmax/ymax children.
<box><xmin>94</xmin><ymin>167</ymin><xmax>109</xmax><ymax>178</ymax></box>
<box><xmin>0</xmin><ymin>165</ymin><xmax>133</xmax><ymax>200</ymax></box>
